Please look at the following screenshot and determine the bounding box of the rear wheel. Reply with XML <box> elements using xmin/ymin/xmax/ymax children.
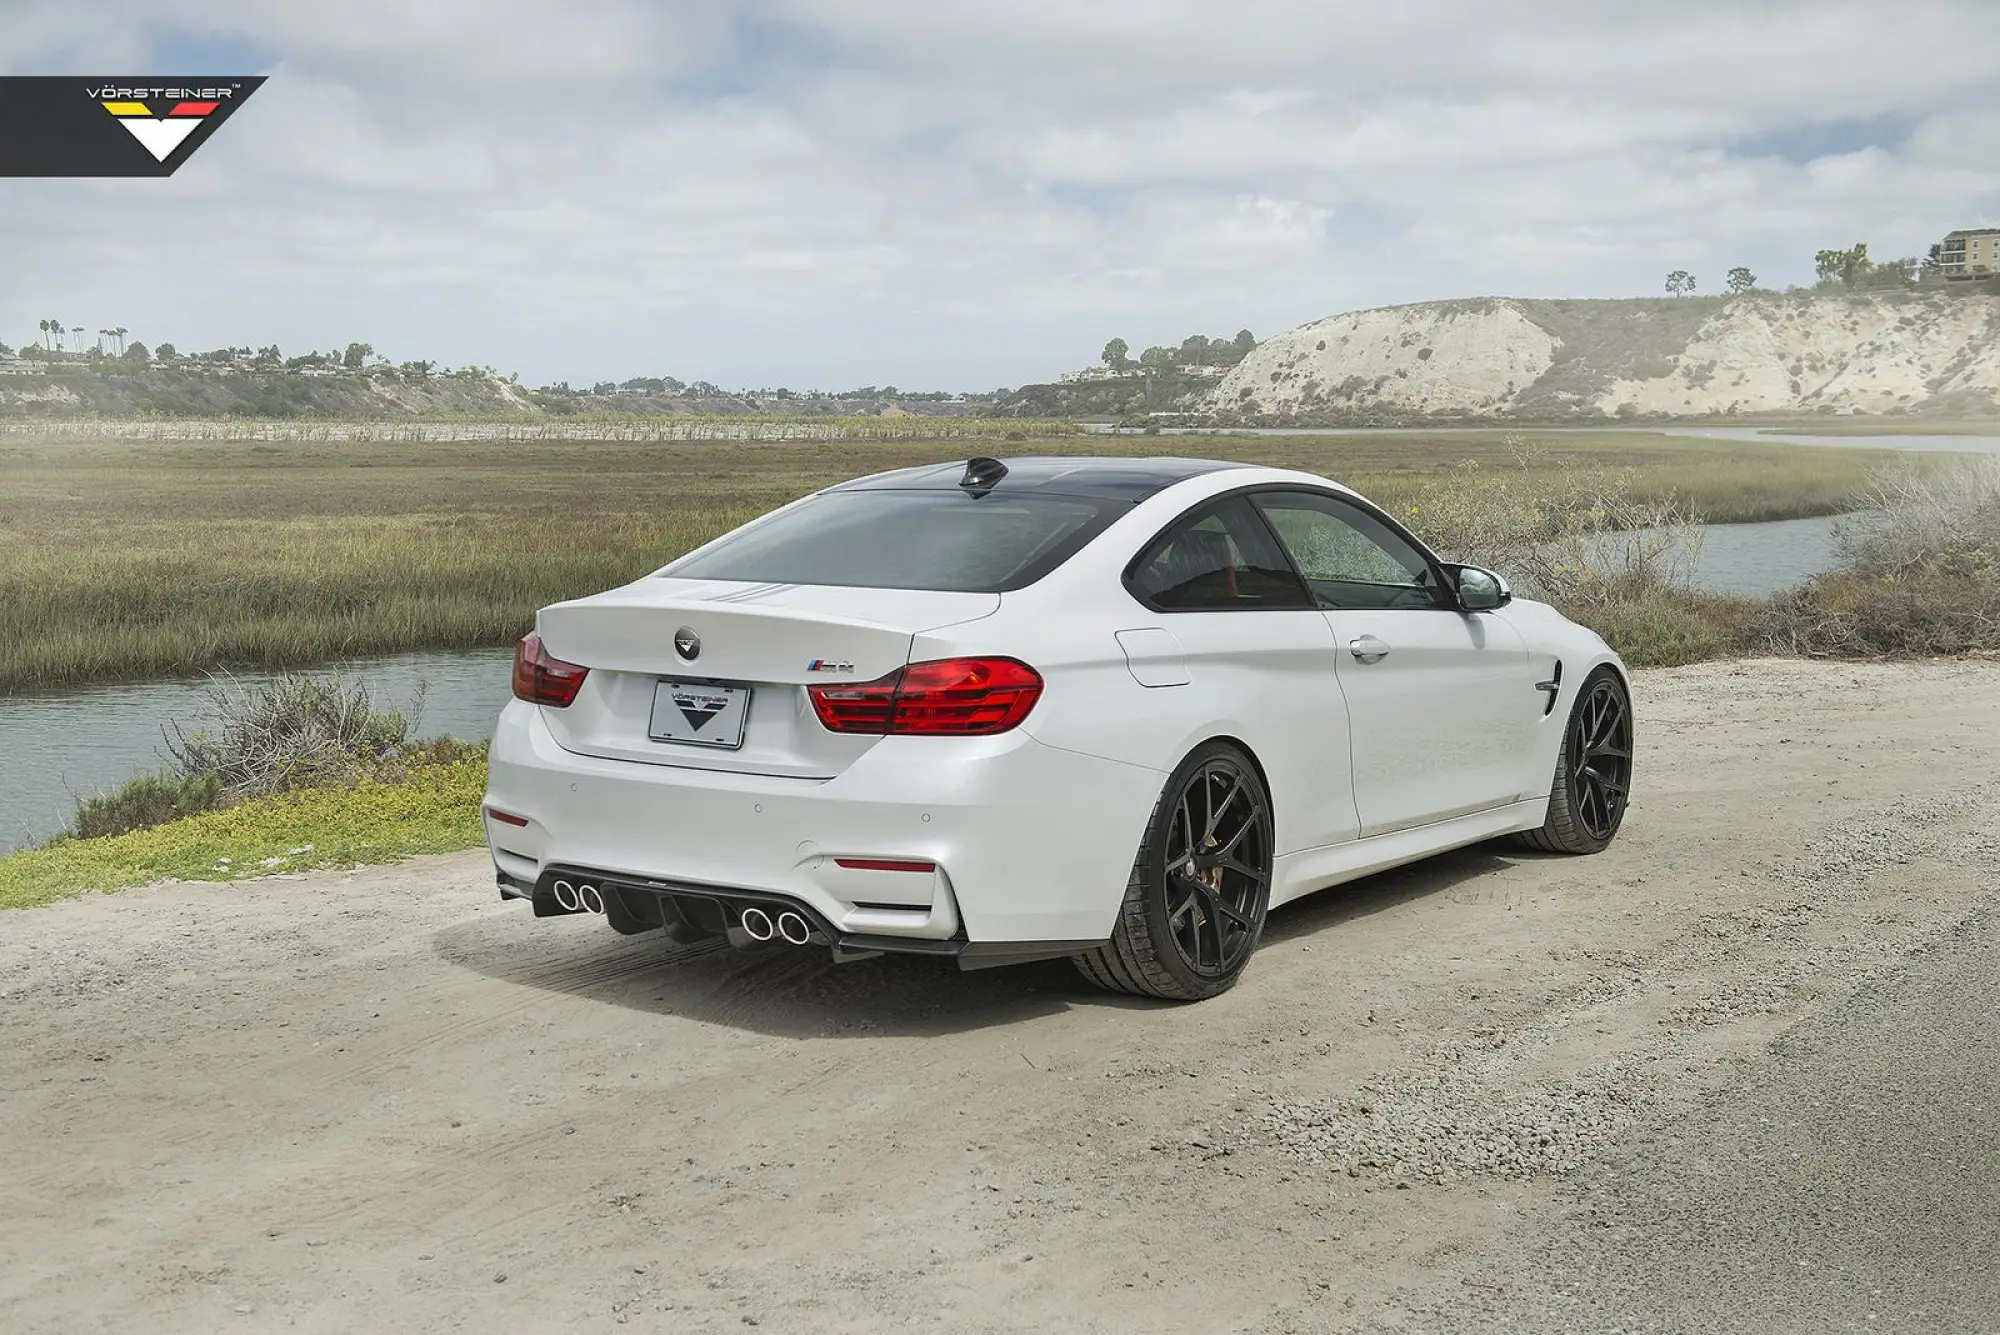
<box><xmin>1516</xmin><ymin>667</ymin><xmax>1632</xmax><ymax>854</ymax></box>
<box><xmin>1074</xmin><ymin>741</ymin><xmax>1274</xmax><ymax>1001</ymax></box>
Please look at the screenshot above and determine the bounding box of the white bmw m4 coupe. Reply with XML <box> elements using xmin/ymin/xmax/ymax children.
<box><xmin>483</xmin><ymin>455</ymin><xmax>1632</xmax><ymax>1000</ymax></box>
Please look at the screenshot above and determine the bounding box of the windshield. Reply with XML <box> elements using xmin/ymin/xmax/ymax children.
<box><xmin>662</xmin><ymin>489</ymin><xmax>1123</xmax><ymax>592</ymax></box>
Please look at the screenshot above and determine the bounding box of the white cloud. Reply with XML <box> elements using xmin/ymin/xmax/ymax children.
<box><xmin>2</xmin><ymin>0</ymin><xmax>1998</xmax><ymax>386</ymax></box>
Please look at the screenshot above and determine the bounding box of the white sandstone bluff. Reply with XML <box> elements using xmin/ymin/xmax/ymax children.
<box><xmin>1205</xmin><ymin>291</ymin><xmax>2000</xmax><ymax>419</ymax></box>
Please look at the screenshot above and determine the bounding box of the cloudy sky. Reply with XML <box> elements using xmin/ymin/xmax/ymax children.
<box><xmin>5</xmin><ymin>1</ymin><xmax>1999</xmax><ymax>389</ymax></box>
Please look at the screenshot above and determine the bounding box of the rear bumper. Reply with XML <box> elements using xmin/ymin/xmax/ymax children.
<box><xmin>482</xmin><ymin>699</ymin><xmax>1164</xmax><ymax>947</ymax></box>
<box><xmin>495</xmin><ymin>862</ymin><xmax>1102</xmax><ymax>969</ymax></box>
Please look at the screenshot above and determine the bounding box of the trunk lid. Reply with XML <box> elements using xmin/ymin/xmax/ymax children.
<box><xmin>534</xmin><ymin>578</ymin><xmax>1000</xmax><ymax>777</ymax></box>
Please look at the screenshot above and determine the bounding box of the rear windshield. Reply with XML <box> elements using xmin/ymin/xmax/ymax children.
<box><xmin>661</xmin><ymin>489</ymin><xmax>1123</xmax><ymax>592</ymax></box>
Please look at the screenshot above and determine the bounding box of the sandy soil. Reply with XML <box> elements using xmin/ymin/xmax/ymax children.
<box><xmin>3</xmin><ymin>658</ymin><xmax>1997</xmax><ymax>1334</ymax></box>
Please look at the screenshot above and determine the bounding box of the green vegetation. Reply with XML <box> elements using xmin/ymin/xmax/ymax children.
<box><xmin>3</xmin><ymin>674</ymin><xmax>491</xmax><ymax>910</ymax></box>
<box><xmin>59</xmin><ymin>672</ymin><xmax>477</xmax><ymax>840</ymax></box>
<box><xmin>1747</xmin><ymin>457</ymin><xmax>2000</xmax><ymax>658</ymax></box>
<box><xmin>0</xmin><ymin>428</ymin><xmax>1918</xmax><ymax>693</ymax></box>
<box><xmin>72</xmin><ymin>772</ymin><xmax>225</xmax><ymax>840</ymax></box>
<box><xmin>1099</xmin><ymin>329</ymin><xmax>1257</xmax><ymax>372</ymax></box>
<box><xmin>0</xmin><ymin>756</ymin><xmax>486</xmax><ymax>911</ymax></box>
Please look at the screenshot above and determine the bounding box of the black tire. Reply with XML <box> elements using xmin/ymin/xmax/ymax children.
<box><xmin>1516</xmin><ymin>666</ymin><xmax>1633</xmax><ymax>855</ymax></box>
<box><xmin>1073</xmin><ymin>741</ymin><xmax>1275</xmax><ymax>1001</ymax></box>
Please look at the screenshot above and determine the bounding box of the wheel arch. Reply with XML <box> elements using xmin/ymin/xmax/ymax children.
<box><xmin>1186</xmin><ymin>732</ymin><xmax>1274</xmax><ymax>810</ymax></box>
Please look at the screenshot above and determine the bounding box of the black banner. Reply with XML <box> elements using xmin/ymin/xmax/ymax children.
<box><xmin>0</xmin><ymin>76</ymin><xmax>266</xmax><ymax>177</ymax></box>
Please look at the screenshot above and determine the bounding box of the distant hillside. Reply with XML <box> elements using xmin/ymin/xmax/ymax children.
<box><xmin>1202</xmin><ymin>291</ymin><xmax>2000</xmax><ymax>422</ymax></box>
<box><xmin>0</xmin><ymin>363</ymin><xmax>997</xmax><ymax>421</ymax></box>
<box><xmin>0</xmin><ymin>363</ymin><xmax>539</xmax><ymax>419</ymax></box>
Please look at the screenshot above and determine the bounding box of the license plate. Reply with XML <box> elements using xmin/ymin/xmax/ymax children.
<box><xmin>649</xmin><ymin>679</ymin><xmax>751</xmax><ymax>749</ymax></box>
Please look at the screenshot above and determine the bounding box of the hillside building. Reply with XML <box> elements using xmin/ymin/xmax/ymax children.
<box><xmin>1939</xmin><ymin>227</ymin><xmax>2000</xmax><ymax>278</ymax></box>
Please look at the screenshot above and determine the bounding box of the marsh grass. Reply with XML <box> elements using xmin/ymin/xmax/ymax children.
<box><xmin>0</xmin><ymin>429</ymin><xmax>1913</xmax><ymax>691</ymax></box>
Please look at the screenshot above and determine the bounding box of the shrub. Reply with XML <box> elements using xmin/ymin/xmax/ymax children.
<box><xmin>168</xmin><ymin>672</ymin><xmax>424</xmax><ymax>799</ymax></box>
<box><xmin>1406</xmin><ymin>445</ymin><xmax>1705</xmax><ymax>612</ymax></box>
<box><xmin>1404</xmin><ymin>444</ymin><xmax>1728</xmax><ymax>664</ymax></box>
<box><xmin>72</xmin><ymin>772</ymin><xmax>226</xmax><ymax>839</ymax></box>
<box><xmin>1582</xmin><ymin>588</ymin><xmax>1755</xmax><ymax>668</ymax></box>
<box><xmin>1748</xmin><ymin>458</ymin><xmax>2000</xmax><ymax>657</ymax></box>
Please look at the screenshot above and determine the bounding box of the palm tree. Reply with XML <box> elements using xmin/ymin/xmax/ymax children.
<box><xmin>112</xmin><ymin>326</ymin><xmax>128</xmax><ymax>355</ymax></box>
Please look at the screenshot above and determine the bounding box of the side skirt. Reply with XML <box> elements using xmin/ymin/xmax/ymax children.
<box><xmin>1269</xmin><ymin>796</ymin><xmax>1548</xmax><ymax>908</ymax></box>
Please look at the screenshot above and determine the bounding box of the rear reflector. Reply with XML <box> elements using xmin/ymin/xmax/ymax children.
<box><xmin>485</xmin><ymin>808</ymin><xmax>530</xmax><ymax>827</ymax></box>
<box><xmin>809</xmin><ymin>657</ymin><xmax>1043</xmax><ymax>736</ymax></box>
<box><xmin>512</xmin><ymin>632</ymin><xmax>589</xmax><ymax>707</ymax></box>
<box><xmin>833</xmin><ymin>858</ymin><xmax>937</xmax><ymax>874</ymax></box>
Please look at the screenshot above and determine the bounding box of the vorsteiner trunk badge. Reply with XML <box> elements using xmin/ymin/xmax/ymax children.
<box><xmin>673</xmin><ymin>627</ymin><xmax>700</xmax><ymax>661</ymax></box>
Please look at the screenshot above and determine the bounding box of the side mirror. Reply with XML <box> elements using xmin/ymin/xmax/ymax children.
<box><xmin>1451</xmin><ymin>565</ymin><xmax>1510</xmax><ymax>611</ymax></box>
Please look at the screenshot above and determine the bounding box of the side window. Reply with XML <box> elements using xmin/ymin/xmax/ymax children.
<box><xmin>1130</xmin><ymin>496</ymin><xmax>1311</xmax><ymax>611</ymax></box>
<box><xmin>1254</xmin><ymin>492</ymin><xmax>1444</xmax><ymax>611</ymax></box>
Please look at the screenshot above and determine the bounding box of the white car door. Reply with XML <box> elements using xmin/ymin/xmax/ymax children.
<box><xmin>1251</xmin><ymin>489</ymin><xmax>1537</xmax><ymax>838</ymax></box>
<box><xmin>1124</xmin><ymin>495</ymin><xmax>1359</xmax><ymax>856</ymax></box>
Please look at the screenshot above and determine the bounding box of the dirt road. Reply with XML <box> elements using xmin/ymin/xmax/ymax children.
<box><xmin>4</xmin><ymin>659</ymin><xmax>1997</xmax><ymax>1334</ymax></box>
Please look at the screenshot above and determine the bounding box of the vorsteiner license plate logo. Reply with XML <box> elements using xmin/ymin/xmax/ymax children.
<box><xmin>672</xmin><ymin>688</ymin><xmax>730</xmax><ymax>732</ymax></box>
<box><xmin>0</xmin><ymin>76</ymin><xmax>266</xmax><ymax>176</ymax></box>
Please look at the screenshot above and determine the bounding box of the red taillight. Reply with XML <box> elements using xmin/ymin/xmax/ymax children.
<box><xmin>809</xmin><ymin>657</ymin><xmax>1043</xmax><ymax>736</ymax></box>
<box><xmin>485</xmin><ymin>807</ymin><xmax>530</xmax><ymax>827</ymax></box>
<box><xmin>512</xmin><ymin>632</ymin><xmax>589</xmax><ymax>707</ymax></box>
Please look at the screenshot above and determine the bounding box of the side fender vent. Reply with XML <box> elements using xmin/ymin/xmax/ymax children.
<box><xmin>1536</xmin><ymin>659</ymin><xmax>1563</xmax><ymax>716</ymax></box>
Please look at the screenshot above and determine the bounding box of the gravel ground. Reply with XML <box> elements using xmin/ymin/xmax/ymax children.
<box><xmin>1373</xmin><ymin>904</ymin><xmax>2000</xmax><ymax>1333</ymax></box>
<box><xmin>1</xmin><ymin>657</ymin><xmax>1997</xmax><ymax>1334</ymax></box>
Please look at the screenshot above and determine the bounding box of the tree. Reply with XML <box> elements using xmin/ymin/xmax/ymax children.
<box><xmin>36</xmin><ymin>319</ymin><xmax>50</xmax><ymax>350</ymax></box>
<box><xmin>342</xmin><ymin>341</ymin><xmax>373</xmax><ymax>371</ymax></box>
<box><xmin>1177</xmin><ymin>333</ymin><xmax>1213</xmax><ymax>366</ymax></box>
<box><xmin>1815</xmin><ymin>242</ymin><xmax>1871</xmax><ymax>288</ymax></box>
<box><xmin>1922</xmin><ymin>244</ymin><xmax>1944</xmax><ymax>279</ymax></box>
<box><xmin>1100</xmin><ymin>337</ymin><xmax>1129</xmax><ymax>370</ymax></box>
<box><xmin>1725</xmin><ymin>266</ymin><xmax>1757</xmax><ymax>294</ymax></box>
<box><xmin>0</xmin><ymin>342</ymin><xmax>11</xmax><ymax>358</ymax></box>
<box><xmin>1665</xmin><ymin>269</ymin><xmax>1695</xmax><ymax>296</ymax></box>
<box><xmin>155</xmin><ymin>342</ymin><xmax>177</xmax><ymax>362</ymax></box>
<box><xmin>1138</xmin><ymin>345</ymin><xmax>1175</xmax><ymax>370</ymax></box>
<box><xmin>123</xmin><ymin>341</ymin><xmax>149</xmax><ymax>364</ymax></box>
<box><xmin>1233</xmin><ymin>328</ymin><xmax>1256</xmax><ymax>357</ymax></box>
<box><xmin>1866</xmin><ymin>256</ymin><xmax>1917</xmax><ymax>288</ymax></box>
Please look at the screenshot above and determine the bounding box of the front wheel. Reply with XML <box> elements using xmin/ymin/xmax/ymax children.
<box><xmin>1073</xmin><ymin>741</ymin><xmax>1274</xmax><ymax>1001</ymax></box>
<box><xmin>1516</xmin><ymin>666</ymin><xmax>1633</xmax><ymax>855</ymax></box>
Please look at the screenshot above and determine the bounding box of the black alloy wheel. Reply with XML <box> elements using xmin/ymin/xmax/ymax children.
<box><xmin>1518</xmin><ymin>666</ymin><xmax>1633</xmax><ymax>855</ymax></box>
<box><xmin>1568</xmin><ymin>673</ymin><xmax>1632</xmax><ymax>842</ymax></box>
<box><xmin>1075</xmin><ymin>741</ymin><xmax>1275</xmax><ymax>1001</ymax></box>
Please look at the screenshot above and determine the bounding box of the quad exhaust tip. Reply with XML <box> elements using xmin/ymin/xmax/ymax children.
<box><xmin>551</xmin><ymin>879</ymin><xmax>604</xmax><ymax>914</ymax></box>
<box><xmin>740</xmin><ymin>906</ymin><xmax>775</xmax><ymax>941</ymax></box>
<box><xmin>776</xmin><ymin>911</ymin><xmax>811</xmax><ymax>945</ymax></box>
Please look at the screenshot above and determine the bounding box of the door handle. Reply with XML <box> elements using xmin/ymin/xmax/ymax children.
<box><xmin>1348</xmin><ymin>635</ymin><xmax>1390</xmax><ymax>664</ymax></box>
